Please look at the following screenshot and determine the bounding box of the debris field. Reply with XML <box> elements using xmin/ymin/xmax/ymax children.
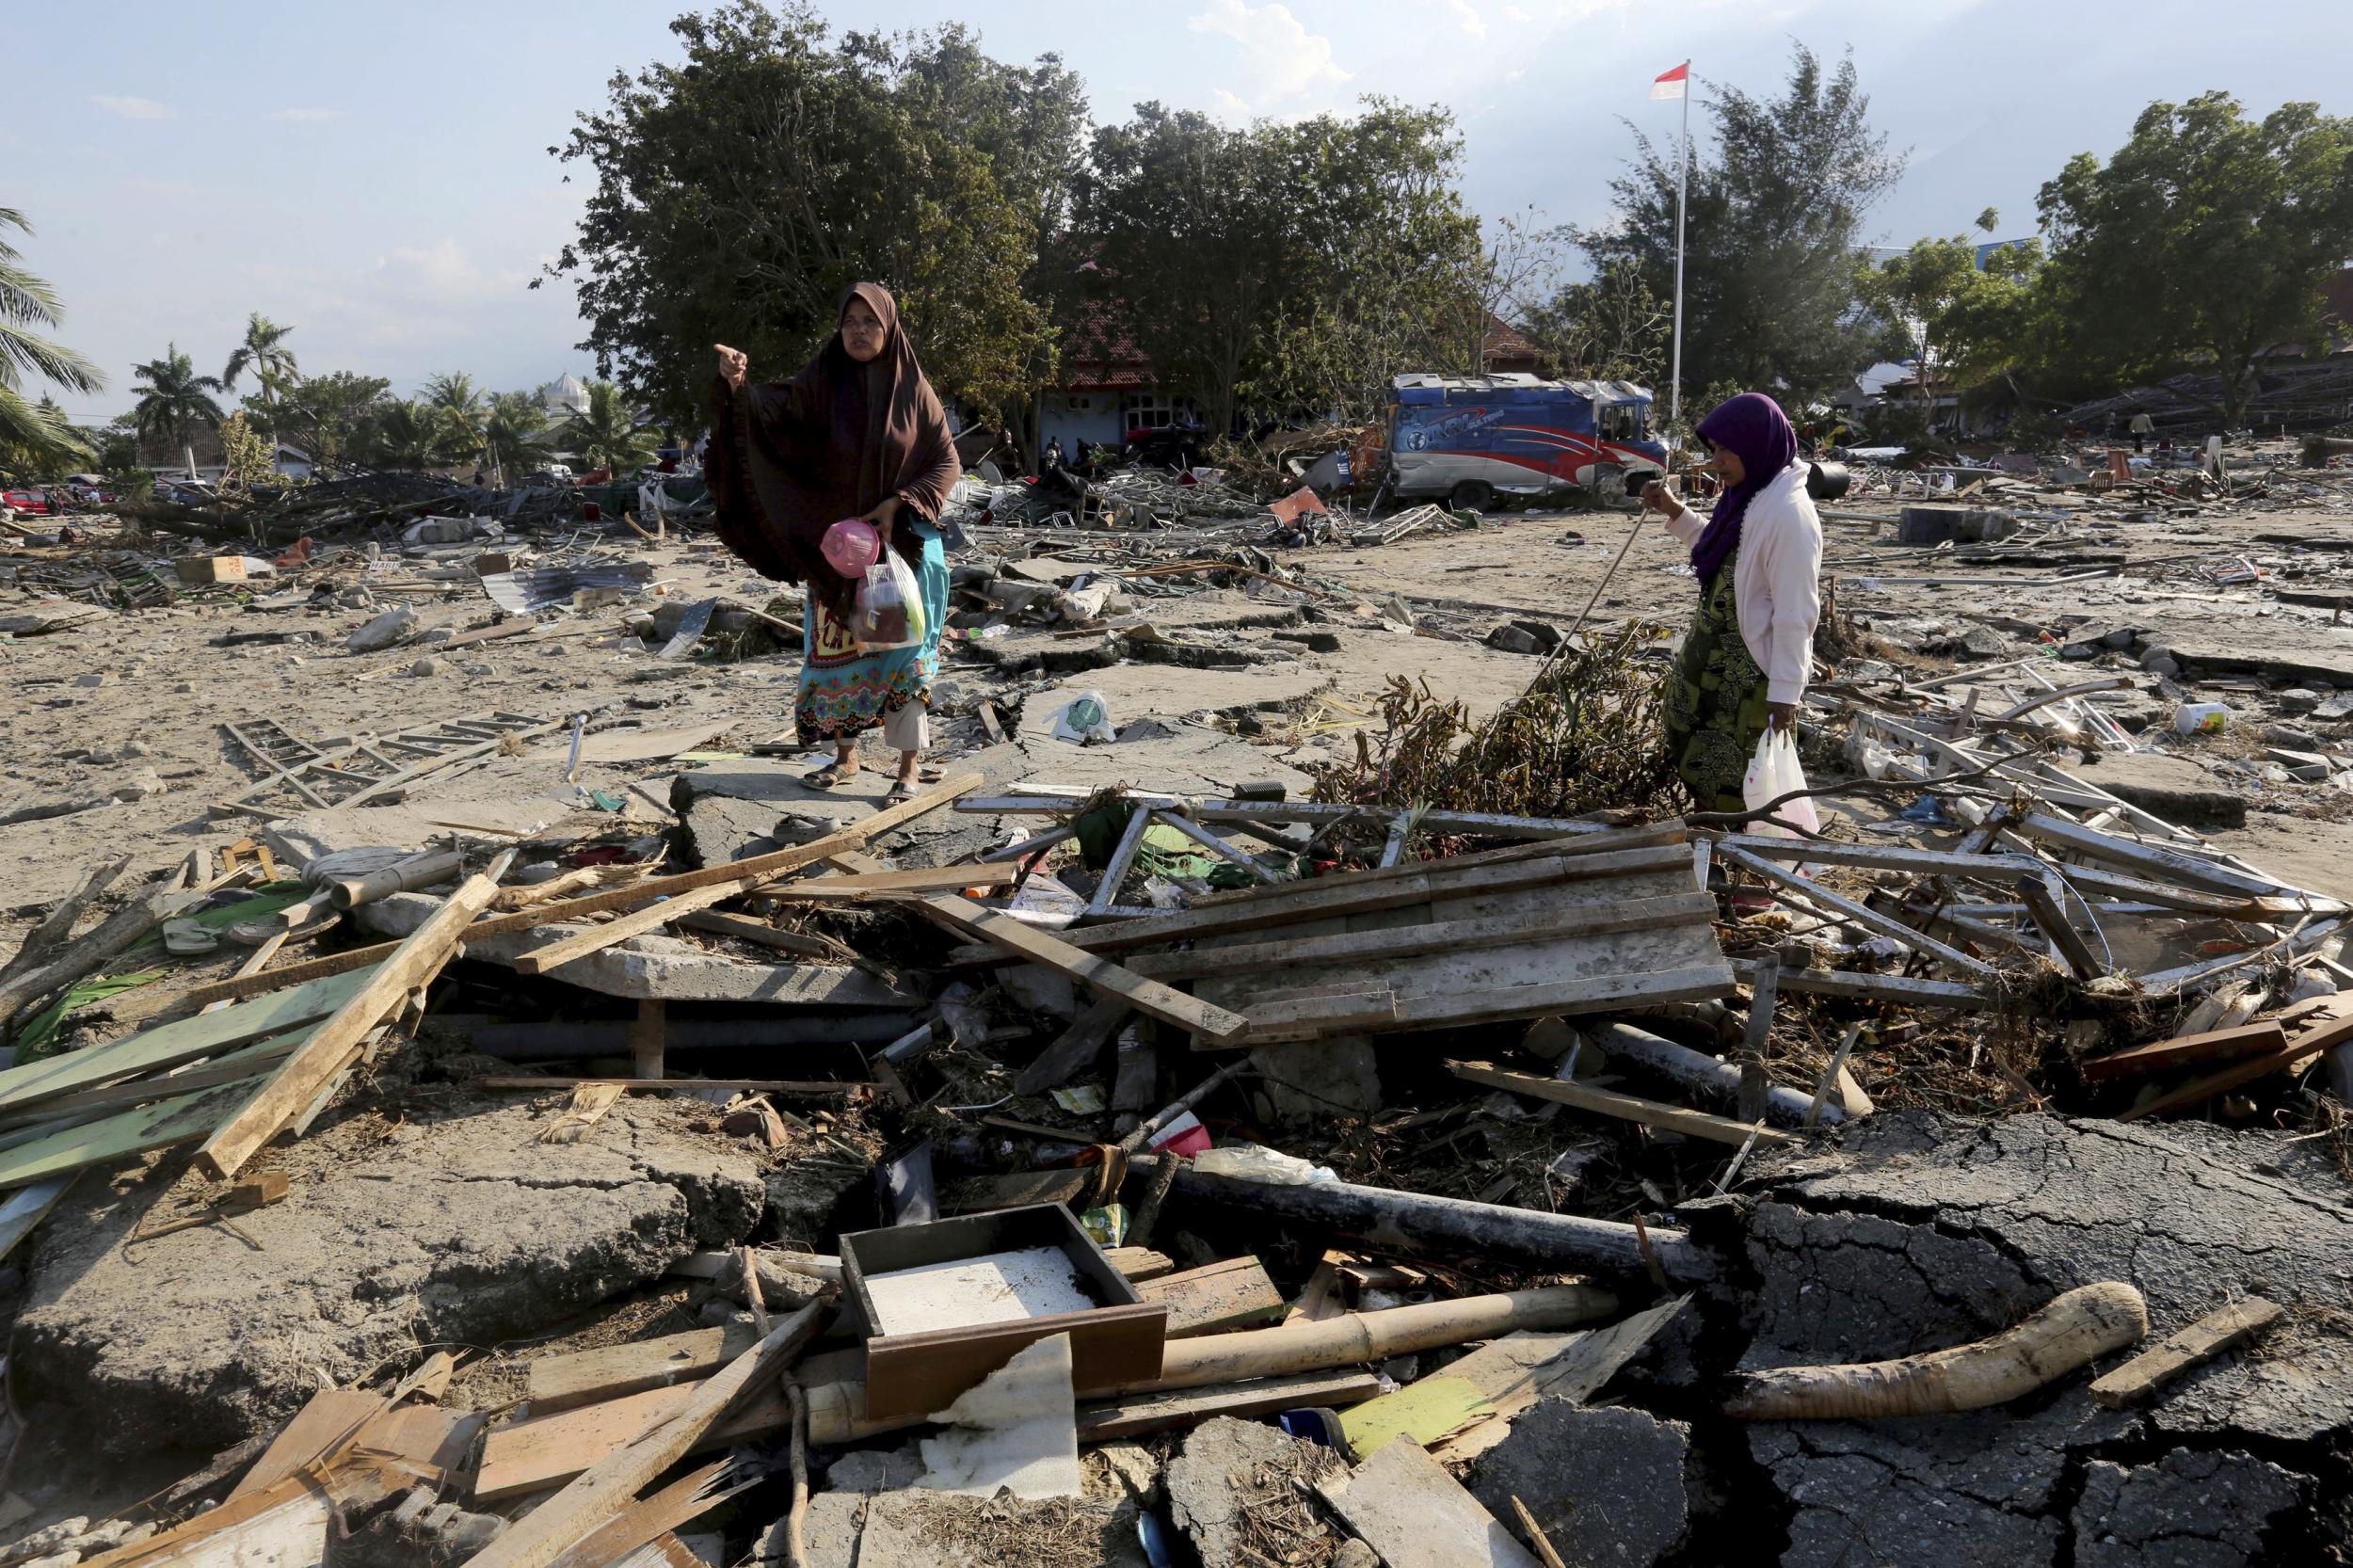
<box><xmin>0</xmin><ymin>436</ymin><xmax>2350</xmax><ymax>1567</ymax></box>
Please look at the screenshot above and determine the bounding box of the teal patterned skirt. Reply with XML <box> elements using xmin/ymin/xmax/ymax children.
<box><xmin>1661</xmin><ymin>545</ymin><xmax>1770</xmax><ymax>813</ymax></box>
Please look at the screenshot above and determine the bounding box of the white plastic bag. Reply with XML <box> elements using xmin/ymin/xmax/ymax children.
<box><xmin>1048</xmin><ymin>690</ymin><xmax>1116</xmax><ymax>744</ymax></box>
<box><xmin>1744</xmin><ymin>728</ymin><xmax>1820</xmax><ymax>840</ymax></box>
<box><xmin>853</xmin><ymin>551</ymin><xmax>925</xmax><ymax>651</ymax></box>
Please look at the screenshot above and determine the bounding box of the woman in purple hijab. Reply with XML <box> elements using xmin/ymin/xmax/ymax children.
<box><xmin>1639</xmin><ymin>392</ymin><xmax>1824</xmax><ymax>811</ymax></box>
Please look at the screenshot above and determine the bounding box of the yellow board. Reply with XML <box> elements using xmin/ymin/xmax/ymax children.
<box><xmin>1339</xmin><ymin>1374</ymin><xmax>1493</xmax><ymax>1461</ymax></box>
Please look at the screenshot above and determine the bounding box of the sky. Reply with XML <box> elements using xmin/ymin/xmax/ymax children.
<box><xmin>8</xmin><ymin>0</ymin><xmax>2350</xmax><ymax>423</ymax></box>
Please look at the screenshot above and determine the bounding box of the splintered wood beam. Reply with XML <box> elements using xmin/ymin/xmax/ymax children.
<box><xmin>1447</xmin><ymin>1060</ymin><xmax>1800</xmax><ymax>1148</ymax></box>
<box><xmin>920</xmin><ymin>895</ymin><xmax>1250</xmax><ymax>1042</ymax></box>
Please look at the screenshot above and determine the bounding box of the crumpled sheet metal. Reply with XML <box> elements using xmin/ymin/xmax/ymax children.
<box><xmin>479</xmin><ymin>561</ymin><xmax>654</xmax><ymax>615</ymax></box>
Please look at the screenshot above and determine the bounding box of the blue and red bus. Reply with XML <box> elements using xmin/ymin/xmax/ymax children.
<box><xmin>1388</xmin><ymin>374</ymin><xmax>1668</xmax><ymax>510</ymax></box>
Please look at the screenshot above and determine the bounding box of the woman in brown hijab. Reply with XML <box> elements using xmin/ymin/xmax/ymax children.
<box><xmin>707</xmin><ymin>284</ymin><xmax>961</xmax><ymax>799</ymax></box>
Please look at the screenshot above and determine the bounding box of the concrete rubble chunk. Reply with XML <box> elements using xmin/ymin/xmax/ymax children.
<box><xmin>795</xmin><ymin>1487</ymin><xmax>1148</xmax><ymax>1568</ymax></box>
<box><xmin>1468</xmin><ymin>1400</ymin><xmax>1690</xmax><ymax>1568</ymax></box>
<box><xmin>1166</xmin><ymin>1416</ymin><xmax>1345</xmax><ymax>1568</ymax></box>
<box><xmin>344</xmin><ymin>604</ymin><xmax>418</xmax><ymax>651</ymax></box>
<box><xmin>2072</xmin><ymin>1448</ymin><xmax>2305</xmax><ymax>1568</ymax></box>
<box><xmin>15</xmin><ymin>1096</ymin><xmax>762</xmax><ymax>1453</ymax></box>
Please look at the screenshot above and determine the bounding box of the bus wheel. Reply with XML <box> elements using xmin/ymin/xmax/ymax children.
<box><xmin>1449</xmin><ymin>480</ymin><xmax>1495</xmax><ymax>513</ymax></box>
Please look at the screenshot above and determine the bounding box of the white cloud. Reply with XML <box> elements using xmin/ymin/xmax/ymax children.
<box><xmin>1188</xmin><ymin>0</ymin><xmax>1350</xmax><ymax>112</ymax></box>
<box><xmin>90</xmin><ymin>95</ymin><xmax>173</xmax><ymax>120</ymax></box>
<box><xmin>1503</xmin><ymin>4</ymin><xmax>1532</xmax><ymax>20</ymax></box>
<box><xmin>371</xmin><ymin>238</ymin><xmax>534</xmax><ymax>309</ymax></box>
<box><xmin>270</xmin><ymin>107</ymin><xmax>342</xmax><ymax>121</ymax></box>
<box><xmin>1443</xmin><ymin>0</ymin><xmax>1489</xmax><ymax>39</ymax></box>
<box><xmin>1209</xmin><ymin>88</ymin><xmax>1255</xmax><ymax>122</ymax></box>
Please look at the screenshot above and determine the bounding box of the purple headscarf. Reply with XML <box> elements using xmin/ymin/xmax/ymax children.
<box><xmin>1688</xmin><ymin>392</ymin><xmax>1799</xmax><ymax>588</ymax></box>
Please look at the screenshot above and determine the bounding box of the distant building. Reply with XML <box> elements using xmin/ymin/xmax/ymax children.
<box><xmin>538</xmin><ymin>374</ymin><xmax>591</xmax><ymax>419</ymax></box>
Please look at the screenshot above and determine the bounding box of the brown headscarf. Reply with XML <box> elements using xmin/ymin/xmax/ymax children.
<box><xmin>705</xmin><ymin>282</ymin><xmax>961</xmax><ymax>616</ymax></box>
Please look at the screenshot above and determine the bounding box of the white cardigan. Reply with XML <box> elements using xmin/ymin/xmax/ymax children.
<box><xmin>1661</xmin><ymin>463</ymin><xmax>1823</xmax><ymax>705</ymax></box>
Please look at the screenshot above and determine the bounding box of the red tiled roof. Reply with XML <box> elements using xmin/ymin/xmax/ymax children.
<box><xmin>1061</xmin><ymin>298</ymin><xmax>1155</xmax><ymax>392</ymax></box>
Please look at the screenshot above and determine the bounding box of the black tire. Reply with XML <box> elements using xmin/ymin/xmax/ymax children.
<box><xmin>1449</xmin><ymin>480</ymin><xmax>1495</xmax><ymax>513</ymax></box>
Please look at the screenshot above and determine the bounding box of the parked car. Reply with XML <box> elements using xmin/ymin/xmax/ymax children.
<box><xmin>0</xmin><ymin>488</ymin><xmax>51</xmax><ymax>516</ymax></box>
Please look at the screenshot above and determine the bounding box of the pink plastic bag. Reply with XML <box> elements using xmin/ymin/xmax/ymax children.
<box><xmin>821</xmin><ymin>518</ymin><xmax>881</xmax><ymax>577</ymax></box>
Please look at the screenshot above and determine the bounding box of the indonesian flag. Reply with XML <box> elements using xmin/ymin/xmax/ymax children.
<box><xmin>1650</xmin><ymin>61</ymin><xmax>1689</xmax><ymax>100</ymax></box>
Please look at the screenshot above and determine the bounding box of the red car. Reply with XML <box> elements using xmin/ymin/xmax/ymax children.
<box><xmin>0</xmin><ymin>489</ymin><xmax>51</xmax><ymax>516</ymax></box>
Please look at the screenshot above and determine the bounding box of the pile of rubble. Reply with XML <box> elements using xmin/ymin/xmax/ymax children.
<box><xmin>0</xmin><ymin>437</ymin><xmax>2350</xmax><ymax>1568</ymax></box>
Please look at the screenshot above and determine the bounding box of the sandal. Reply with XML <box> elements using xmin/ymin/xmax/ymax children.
<box><xmin>885</xmin><ymin>778</ymin><xmax>920</xmax><ymax>804</ymax></box>
<box><xmin>804</xmin><ymin>763</ymin><xmax>855</xmax><ymax>790</ymax></box>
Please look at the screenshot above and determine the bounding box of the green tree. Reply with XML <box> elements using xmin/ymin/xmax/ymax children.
<box><xmin>1862</xmin><ymin>212</ymin><xmax>2043</xmax><ymax>415</ymax></box>
<box><xmin>1581</xmin><ymin>45</ymin><xmax>1905</xmax><ymax>414</ymax></box>
<box><xmin>280</xmin><ymin>371</ymin><xmax>390</xmax><ymax>468</ymax></box>
<box><xmin>356</xmin><ymin>399</ymin><xmax>455</xmax><ymax>470</ymax></box>
<box><xmin>216</xmin><ymin>410</ymin><xmax>276</xmax><ymax>494</ymax></box>
<box><xmin>131</xmin><ymin>343</ymin><xmax>227</xmax><ymax>476</ymax></box>
<box><xmin>423</xmin><ymin>371</ymin><xmax>488</xmax><ymax>458</ymax></box>
<box><xmin>1522</xmin><ymin>258</ymin><xmax>1673</xmax><ymax>385</ymax></box>
<box><xmin>562</xmin><ymin>380</ymin><xmax>655</xmax><ymax>473</ymax></box>
<box><xmin>1254</xmin><ymin>102</ymin><xmax>1486</xmax><ymax>420</ymax></box>
<box><xmin>483</xmin><ymin>391</ymin><xmax>553</xmax><ymax>484</ymax></box>
<box><xmin>220</xmin><ymin>313</ymin><xmax>297</xmax><ymax>404</ymax></box>
<box><xmin>0</xmin><ymin>209</ymin><xmax>104</xmax><ymax>477</ymax></box>
<box><xmin>1078</xmin><ymin>104</ymin><xmax>1290</xmax><ymax>439</ymax></box>
<box><xmin>545</xmin><ymin>2</ymin><xmax>1057</xmax><ymax>424</ymax></box>
<box><xmin>2032</xmin><ymin>92</ymin><xmax>2353</xmax><ymax>428</ymax></box>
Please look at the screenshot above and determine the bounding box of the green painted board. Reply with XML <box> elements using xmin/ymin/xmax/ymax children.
<box><xmin>0</xmin><ymin>1176</ymin><xmax>72</xmax><ymax>1262</ymax></box>
<box><xmin>0</xmin><ymin>965</ymin><xmax>376</xmax><ymax>1116</ymax></box>
<box><xmin>0</xmin><ymin>1030</ymin><xmax>311</xmax><ymax>1191</ymax></box>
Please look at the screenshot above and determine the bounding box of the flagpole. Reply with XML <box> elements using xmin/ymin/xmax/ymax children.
<box><xmin>1669</xmin><ymin>59</ymin><xmax>1689</xmax><ymax>441</ymax></box>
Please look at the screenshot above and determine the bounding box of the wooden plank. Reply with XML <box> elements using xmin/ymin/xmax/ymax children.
<box><xmin>0</xmin><ymin>1175</ymin><xmax>72</xmax><ymax>1264</ymax></box>
<box><xmin>1075</xmin><ymin>1370</ymin><xmax>1382</xmax><ymax>1441</ymax></box>
<box><xmin>1135</xmin><ymin>1256</ymin><xmax>1287</xmax><ymax>1338</ymax></box>
<box><xmin>0</xmin><ymin>1032</ymin><xmax>315</xmax><ymax>1191</ymax></box>
<box><xmin>1320</xmin><ymin>1436</ymin><xmax>1542</xmax><ymax>1568</ymax></box>
<box><xmin>1188</xmin><ymin>823</ymin><xmax>1688</xmax><ymax>908</ymax></box>
<box><xmin>510</xmin><ymin>808</ymin><xmax>999</xmax><ymax>976</ymax></box>
<box><xmin>1013</xmin><ymin>996</ymin><xmax>1131</xmax><ymax>1096</ymax></box>
<box><xmin>472</xmin><ymin>1309</ymin><xmax>827</xmax><ymax>1568</ymax></box>
<box><xmin>2089</xmin><ymin>1297</ymin><xmax>2284</xmax><ymax>1408</ymax></box>
<box><xmin>1734</xmin><ymin>958</ymin><xmax>1995</xmax><ymax>1011</ymax></box>
<box><xmin>1103</xmin><ymin>1246</ymin><xmax>1176</xmax><ymax>1282</ymax></box>
<box><xmin>1066</xmin><ymin>847</ymin><xmax>1697</xmax><ymax>955</ymax></box>
<box><xmin>2080</xmin><ymin>1021</ymin><xmax>2289</xmax><ymax>1083</ymax></box>
<box><xmin>197</xmin><ymin>866</ymin><xmax>508</xmax><ymax>1181</ymax></box>
<box><xmin>0</xmin><ymin>965</ymin><xmax>376</xmax><ymax>1115</ymax></box>
<box><xmin>673</xmin><ymin>910</ymin><xmax>836</xmax><ymax>958</ymax></box>
<box><xmin>920</xmin><ymin>895</ymin><xmax>1250</xmax><ymax>1042</ymax></box>
<box><xmin>182</xmin><ymin>941</ymin><xmax>403</xmax><ymax>1008</ymax></box>
<box><xmin>228</xmin><ymin>1388</ymin><xmax>392</xmax><ymax>1499</ymax></box>
<box><xmin>863</xmin><ymin>1302</ymin><xmax>1168</xmax><ymax>1421</ymax></box>
<box><xmin>1447</xmin><ymin>1060</ymin><xmax>1800</xmax><ymax>1148</ymax></box>
<box><xmin>191</xmin><ymin>774</ymin><xmax>988</xmax><ymax>1004</ymax></box>
<box><xmin>1238</xmin><ymin>967</ymin><xmax>1734</xmax><ymax>1047</ymax></box>
<box><xmin>2019</xmin><ymin>872</ymin><xmax>2105</xmax><ymax>980</ymax></box>
<box><xmin>526</xmin><ymin>1324</ymin><xmax>758</xmax><ymax>1414</ymax></box>
<box><xmin>0</xmin><ymin>1036</ymin><xmax>304</xmax><ymax>1126</ymax></box>
<box><xmin>1130</xmin><ymin>894</ymin><xmax>1716</xmax><ymax>983</ymax></box>
<box><xmin>477</xmin><ymin>1376</ymin><xmax>789</xmax><ymax>1504</ymax></box>
<box><xmin>439</xmin><ymin>616</ymin><xmax>537</xmax><ymax>650</ymax></box>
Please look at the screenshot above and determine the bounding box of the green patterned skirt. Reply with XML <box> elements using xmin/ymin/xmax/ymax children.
<box><xmin>1662</xmin><ymin>546</ymin><xmax>1770</xmax><ymax>813</ymax></box>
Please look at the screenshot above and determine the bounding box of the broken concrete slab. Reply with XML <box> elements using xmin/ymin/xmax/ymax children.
<box><xmin>1718</xmin><ymin>1112</ymin><xmax>2353</xmax><ymax>1566</ymax></box>
<box><xmin>2079</xmin><ymin>750</ymin><xmax>2248</xmax><ymax>828</ymax></box>
<box><xmin>2071</xmin><ymin>1448</ymin><xmax>2306</xmax><ymax>1568</ymax></box>
<box><xmin>1468</xmin><ymin>1401</ymin><xmax>1689</xmax><ymax>1568</ymax></box>
<box><xmin>1165</xmin><ymin>1416</ymin><xmax>1345</xmax><ymax>1568</ymax></box>
<box><xmin>797</xmin><ymin>1487</ymin><xmax>1149</xmax><ymax>1568</ymax></box>
<box><xmin>15</xmin><ymin>1095</ymin><xmax>761</xmax><ymax>1454</ymax></box>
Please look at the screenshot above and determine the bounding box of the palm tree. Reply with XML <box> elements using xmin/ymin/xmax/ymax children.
<box><xmin>563</xmin><ymin>379</ymin><xmax>654</xmax><ymax>474</ymax></box>
<box><xmin>358</xmin><ymin>398</ymin><xmax>455</xmax><ymax>471</ymax></box>
<box><xmin>424</xmin><ymin>372</ymin><xmax>487</xmax><ymax>461</ymax></box>
<box><xmin>131</xmin><ymin>343</ymin><xmax>227</xmax><ymax>478</ymax></box>
<box><xmin>220</xmin><ymin>313</ymin><xmax>297</xmax><ymax>404</ymax></box>
<box><xmin>0</xmin><ymin>209</ymin><xmax>104</xmax><ymax>477</ymax></box>
<box><xmin>483</xmin><ymin>390</ymin><xmax>552</xmax><ymax>486</ymax></box>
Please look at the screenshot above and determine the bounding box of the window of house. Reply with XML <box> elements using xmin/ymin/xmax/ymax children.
<box><xmin>1122</xmin><ymin>392</ymin><xmax>1200</xmax><ymax>430</ymax></box>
